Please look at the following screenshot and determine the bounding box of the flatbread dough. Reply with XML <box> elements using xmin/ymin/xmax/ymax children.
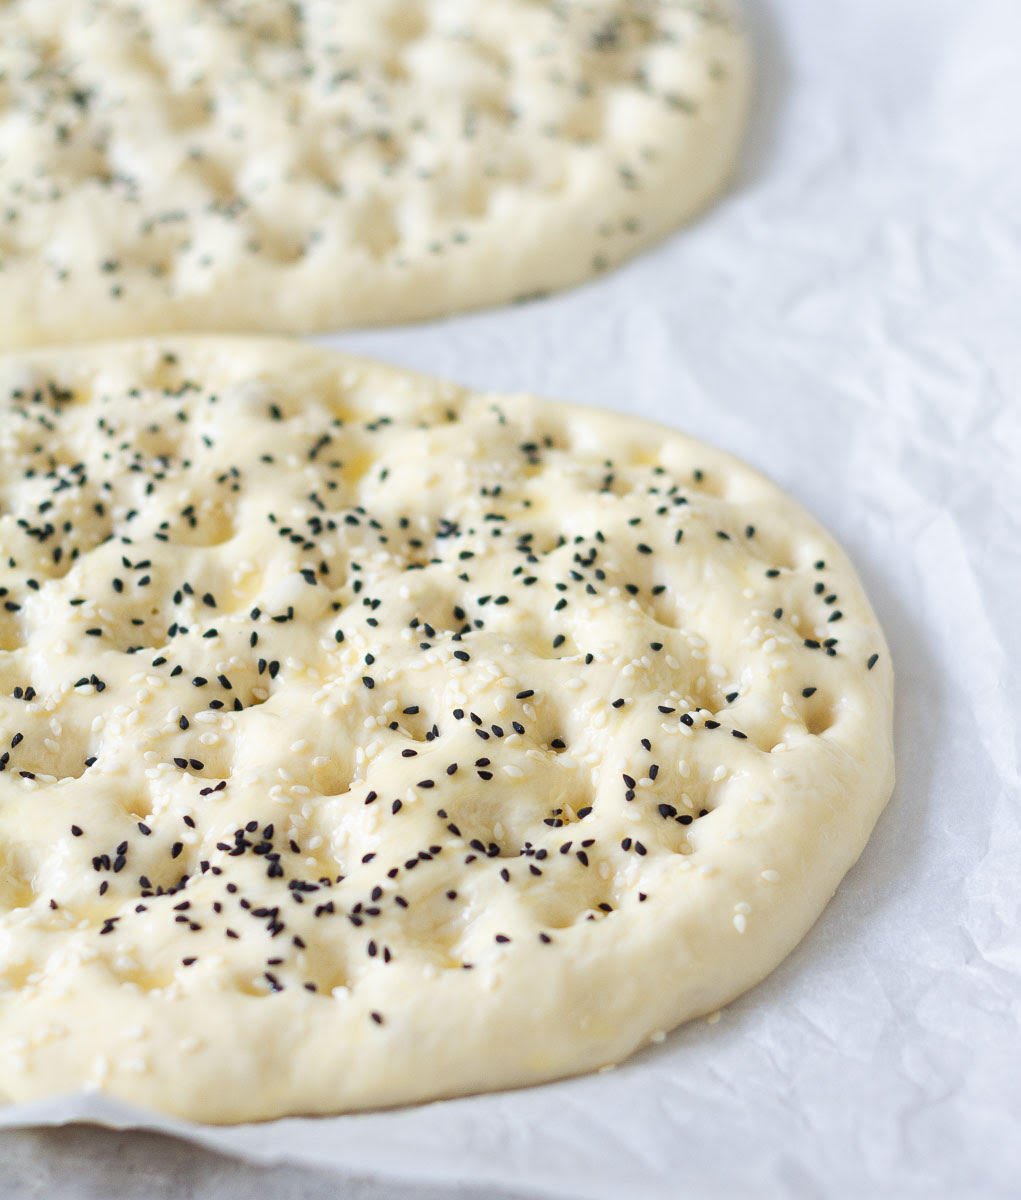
<box><xmin>0</xmin><ymin>0</ymin><xmax>748</xmax><ymax>348</ymax></box>
<box><xmin>0</xmin><ymin>339</ymin><xmax>894</xmax><ymax>1122</ymax></box>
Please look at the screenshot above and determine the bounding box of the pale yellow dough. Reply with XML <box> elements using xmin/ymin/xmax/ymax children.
<box><xmin>0</xmin><ymin>339</ymin><xmax>894</xmax><ymax>1122</ymax></box>
<box><xmin>0</xmin><ymin>0</ymin><xmax>748</xmax><ymax>348</ymax></box>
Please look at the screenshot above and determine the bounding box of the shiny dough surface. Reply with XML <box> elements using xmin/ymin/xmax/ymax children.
<box><xmin>0</xmin><ymin>339</ymin><xmax>893</xmax><ymax>1121</ymax></box>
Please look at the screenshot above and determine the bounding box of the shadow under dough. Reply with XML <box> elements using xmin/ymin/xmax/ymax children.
<box><xmin>734</xmin><ymin>0</ymin><xmax>793</xmax><ymax>193</ymax></box>
<box><xmin>0</xmin><ymin>1125</ymin><xmax>552</xmax><ymax>1200</ymax></box>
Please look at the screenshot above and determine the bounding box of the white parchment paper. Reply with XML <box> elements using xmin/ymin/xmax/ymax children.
<box><xmin>3</xmin><ymin>0</ymin><xmax>1019</xmax><ymax>1196</ymax></box>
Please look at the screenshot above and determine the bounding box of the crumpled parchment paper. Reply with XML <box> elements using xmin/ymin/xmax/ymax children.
<box><xmin>3</xmin><ymin>0</ymin><xmax>1019</xmax><ymax>1195</ymax></box>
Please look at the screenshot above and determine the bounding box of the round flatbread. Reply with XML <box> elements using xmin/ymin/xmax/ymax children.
<box><xmin>0</xmin><ymin>339</ymin><xmax>893</xmax><ymax>1122</ymax></box>
<box><xmin>0</xmin><ymin>0</ymin><xmax>748</xmax><ymax>348</ymax></box>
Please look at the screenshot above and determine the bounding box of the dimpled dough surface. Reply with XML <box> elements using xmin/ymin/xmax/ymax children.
<box><xmin>0</xmin><ymin>339</ymin><xmax>893</xmax><ymax>1122</ymax></box>
<box><xmin>0</xmin><ymin>0</ymin><xmax>747</xmax><ymax>348</ymax></box>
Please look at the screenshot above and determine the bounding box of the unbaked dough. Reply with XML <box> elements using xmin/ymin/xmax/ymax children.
<box><xmin>0</xmin><ymin>339</ymin><xmax>894</xmax><ymax>1122</ymax></box>
<box><xmin>0</xmin><ymin>0</ymin><xmax>748</xmax><ymax>347</ymax></box>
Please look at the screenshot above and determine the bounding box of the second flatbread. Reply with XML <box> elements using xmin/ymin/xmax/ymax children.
<box><xmin>0</xmin><ymin>0</ymin><xmax>748</xmax><ymax>347</ymax></box>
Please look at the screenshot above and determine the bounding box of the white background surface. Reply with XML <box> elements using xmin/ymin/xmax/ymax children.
<box><xmin>3</xmin><ymin>0</ymin><xmax>1019</xmax><ymax>1196</ymax></box>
